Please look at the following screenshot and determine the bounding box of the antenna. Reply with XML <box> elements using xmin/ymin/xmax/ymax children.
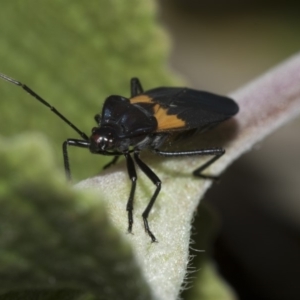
<box><xmin>0</xmin><ymin>72</ymin><xmax>89</xmax><ymax>141</ymax></box>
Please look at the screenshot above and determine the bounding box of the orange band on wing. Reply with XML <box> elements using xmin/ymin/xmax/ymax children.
<box><xmin>130</xmin><ymin>95</ymin><xmax>186</xmax><ymax>131</ymax></box>
<box><xmin>153</xmin><ymin>104</ymin><xmax>186</xmax><ymax>131</ymax></box>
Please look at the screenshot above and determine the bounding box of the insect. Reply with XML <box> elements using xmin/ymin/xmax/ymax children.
<box><xmin>0</xmin><ymin>73</ymin><xmax>238</xmax><ymax>242</ymax></box>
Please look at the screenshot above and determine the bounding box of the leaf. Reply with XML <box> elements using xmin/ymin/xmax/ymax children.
<box><xmin>0</xmin><ymin>134</ymin><xmax>152</xmax><ymax>300</ymax></box>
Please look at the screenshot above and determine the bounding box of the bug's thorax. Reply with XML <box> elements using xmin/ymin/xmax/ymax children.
<box><xmin>89</xmin><ymin>95</ymin><xmax>159</xmax><ymax>154</ymax></box>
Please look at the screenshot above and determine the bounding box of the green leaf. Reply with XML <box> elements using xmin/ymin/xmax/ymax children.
<box><xmin>181</xmin><ymin>205</ymin><xmax>237</xmax><ymax>300</ymax></box>
<box><xmin>0</xmin><ymin>133</ymin><xmax>152</xmax><ymax>300</ymax></box>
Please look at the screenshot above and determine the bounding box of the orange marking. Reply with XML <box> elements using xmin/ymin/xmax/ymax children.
<box><xmin>154</xmin><ymin>104</ymin><xmax>186</xmax><ymax>131</ymax></box>
<box><xmin>130</xmin><ymin>95</ymin><xmax>153</xmax><ymax>104</ymax></box>
<box><xmin>130</xmin><ymin>97</ymin><xmax>186</xmax><ymax>131</ymax></box>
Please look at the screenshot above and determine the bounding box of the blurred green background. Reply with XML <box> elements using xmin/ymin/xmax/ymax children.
<box><xmin>0</xmin><ymin>0</ymin><xmax>177</xmax><ymax>181</ymax></box>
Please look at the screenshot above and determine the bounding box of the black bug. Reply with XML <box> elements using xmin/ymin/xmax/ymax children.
<box><xmin>0</xmin><ymin>73</ymin><xmax>239</xmax><ymax>242</ymax></box>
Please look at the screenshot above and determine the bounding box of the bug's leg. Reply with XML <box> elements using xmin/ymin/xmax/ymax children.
<box><xmin>94</xmin><ymin>113</ymin><xmax>101</xmax><ymax>125</ymax></box>
<box><xmin>103</xmin><ymin>156</ymin><xmax>119</xmax><ymax>170</ymax></box>
<box><xmin>134</xmin><ymin>151</ymin><xmax>160</xmax><ymax>243</ymax></box>
<box><xmin>192</xmin><ymin>150</ymin><xmax>225</xmax><ymax>179</ymax></box>
<box><xmin>62</xmin><ymin>139</ymin><xmax>90</xmax><ymax>181</ymax></box>
<box><xmin>130</xmin><ymin>78</ymin><xmax>144</xmax><ymax>97</ymax></box>
<box><xmin>154</xmin><ymin>148</ymin><xmax>225</xmax><ymax>180</ymax></box>
<box><xmin>124</xmin><ymin>153</ymin><xmax>137</xmax><ymax>234</ymax></box>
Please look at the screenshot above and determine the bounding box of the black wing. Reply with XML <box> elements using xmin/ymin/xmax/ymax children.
<box><xmin>130</xmin><ymin>87</ymin><xmax>239</xmax><ymax>132</ymax></box>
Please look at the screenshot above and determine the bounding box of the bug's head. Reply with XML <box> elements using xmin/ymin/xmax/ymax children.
<box><xmin>89</xmin><ymin>125</ymin><xmax>119</xmax><ymax>153</ymax></box>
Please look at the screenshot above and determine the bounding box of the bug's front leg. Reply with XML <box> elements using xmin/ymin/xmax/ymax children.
<box><xmin>103</xmin><ymin>156</ymin><xmax>119</xmax><ymax>170</ymax></box>
<box><xmin>62</xmin><ymin>139</ymin><xmax>90</xmax><ymax>180</ymax></box>
<box><xmin>124</xmin><ymin>152</ymin><xmax>137</xmax><ymax>234</ymax></box>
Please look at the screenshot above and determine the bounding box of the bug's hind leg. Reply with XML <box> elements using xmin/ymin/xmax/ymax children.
<box><xmin>192</xmin><ymin>149</ymin><xmax>225</xmax><ymax>180</ymax></box>
<box><xmin>134</xmin><ymin>151</ymin><xmax>161</xmax><ymax>243</ymax></box>
<box><xmin>130</xmin><ymin>78</ymin><xmax>144</xmax><ymax>97</ymax></box>
<box><xmin>154</xmin><ymin>147</ymin><xmax>225</xmax><ymax>180</ymax></box>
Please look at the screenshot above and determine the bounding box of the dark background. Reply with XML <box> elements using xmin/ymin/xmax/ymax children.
<box><xmin>158</xmin><ymin>1</ymin><xmax>300</xmax><ymax>299</ymax></box>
